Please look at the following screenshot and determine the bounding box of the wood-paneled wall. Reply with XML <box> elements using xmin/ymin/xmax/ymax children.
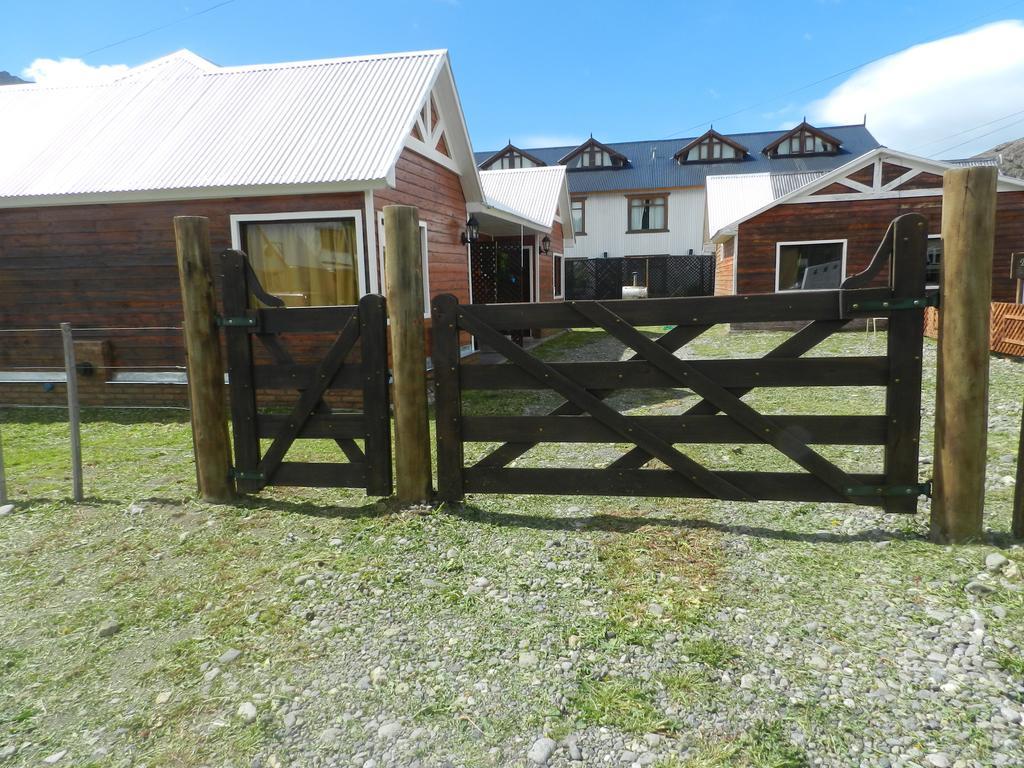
<box><xmin>0</xmin><ymin>191</ymin><xmax>366</xmax><ymax>372</ymax></box>
<box><xmin>0</xmin><ymin>148</ymin><xmax>475</xmax><ymax>404</ymax></box>
<box><xmin>734</xmin><ymin>191</ymin><xmax>1024</xmax><ymax>302</ymax></box>
<box><xmin>375</xmin><ymin>149</ymin><xmax>470</xmax><ymax>303</ymax></box>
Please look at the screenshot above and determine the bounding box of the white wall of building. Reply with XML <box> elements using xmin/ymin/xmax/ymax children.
<box><xmin>570</xmin><ymin>186</ymin><xmax>710</xmax><ymax>259</ymax></box>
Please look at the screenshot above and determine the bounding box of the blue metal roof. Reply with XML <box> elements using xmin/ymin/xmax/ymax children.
<box><xmin>474</xmin><ymin>125</ymin><xmax>881</xmax><ymax>194</ymax></box>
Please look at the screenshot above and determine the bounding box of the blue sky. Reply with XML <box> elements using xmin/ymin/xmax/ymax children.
<box><xmin>3</xmin><ymin>0</ymin><xmax>1024</xmax><ymax>157</ymax></box>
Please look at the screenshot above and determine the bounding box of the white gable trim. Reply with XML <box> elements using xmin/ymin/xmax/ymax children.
<box><xmin>711</xmin><ymin>147</ymin><xmax>1024</xmax><ymax>242</ymax></box>
<box><xmin>382</xmin><ymin>56</ymin><xmax>484</xmax><ymax>207</ymax></box>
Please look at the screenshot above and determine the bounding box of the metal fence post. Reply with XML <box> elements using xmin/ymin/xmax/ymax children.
<box><xmin>60</xmin><ymin>322</ymin><xmax>83</xmax><ymax>502</ymax></box>
<box><xmin>0</xmin><ymin>425</ymin><xmax>7</xmax><ymax>505</ymax></box>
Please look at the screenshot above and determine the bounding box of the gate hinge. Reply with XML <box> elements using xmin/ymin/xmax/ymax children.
<box><xmin>847</xmin><ymin>295</ymin><xmax>939</xmax><ymax>312</ymax></box>
<box><xmin>216</xmin><ymin>315</ymin><xmax>258</xmax><ymax>328</ymax></box>
<box><xmin>845</xmin><ymin>481</ymin><xmax>932</xmax><ymax>498</ymax></box>
<box><xmin>230</xmin><ymin>468</ymin><xmax>265</xmax><ymax>482</ymax></box>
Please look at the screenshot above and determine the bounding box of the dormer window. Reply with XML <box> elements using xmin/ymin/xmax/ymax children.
<box><xmin>479</xmin><ymin>143</ymin><xmax>547</xmax><ymax>171</ymax></box>
<box><xmin>763</xmin><ymin>122</ymin><xmax>841</xmax><ymax>158</ymax></box>
<box><xmin>559</xmin><ymin>138</ymin><xmax>628</xmax><ymax>170</ymax></box>
<box><xmin>674</xmin><ymin>129</ymin><xmax>748</xmax><ymax>164</ymax></box>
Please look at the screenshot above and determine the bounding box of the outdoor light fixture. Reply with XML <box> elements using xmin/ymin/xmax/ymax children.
<box><xmin>460</xmin><ymin>215</ymin><xmax>480</xmax><ymax>245</ymax></box>
<box><xmin>540</xmin><ymin>235</ymin><xmax>552</xmax><ymax>255</ymax></box>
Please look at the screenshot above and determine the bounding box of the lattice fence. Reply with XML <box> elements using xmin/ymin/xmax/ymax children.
<box><xmin>566</xmin><ymin>254</ymin><xmax>714</xmax><ymax>301</ymax></box>
<box><xmin>924</xmin><ymin>303</ymin><xmax>1024</xmax><ymax>357</ymax></box>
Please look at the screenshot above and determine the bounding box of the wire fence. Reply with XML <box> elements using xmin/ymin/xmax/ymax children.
<box><xmin>0</xmin><ymin>322</ymin><xmax>193</xmax><ymax>503</ymax></box>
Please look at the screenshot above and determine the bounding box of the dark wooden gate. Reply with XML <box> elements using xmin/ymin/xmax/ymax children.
<box><xmin>219</xmin><ymin>250</ymin><xmax>392</xmax><ymax>496</ymax></box>
<box><xmin>432</xmin><ymin>214</ymin><xmax>932</xmax><ymax>512</ymax></box>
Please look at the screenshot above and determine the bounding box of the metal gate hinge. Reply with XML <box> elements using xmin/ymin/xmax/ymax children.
<box><xmin>230</xmin><ymin>468</ymin><xmax>264</xmax><ymax>481</ymax></box>
<box><xmin>216</xmin><ymin>315</ymin><xmax>258</xmax><ymax>328</ymax></box>
<box><xmin>845</xmin><ymin>481</ymin><xmax>932</xmax><ymax>498</ymax></box>
<box><xmin>848</xmin><ymin>295</ymin><xmax>939</xmax><ymax>312</ymax></box>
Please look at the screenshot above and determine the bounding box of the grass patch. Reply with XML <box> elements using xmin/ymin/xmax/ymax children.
<box><xmin>996</xmin><ymin>651</ymin><xmax>1024</xmax><ymax>678</ymax></box>
<box><xmin>569</xmin><ymin>676</ymin><xmax>674</xmax><ymax>734</ymax></box>
<box><xmin>680</xmin><ymin>638</ymin><xmax>741</xmax><ymax>668</ymax></box>
<box><xmin>663</xmin><ymin>720</ymin><xmax>808</xmax><ymax>768</ymax></box>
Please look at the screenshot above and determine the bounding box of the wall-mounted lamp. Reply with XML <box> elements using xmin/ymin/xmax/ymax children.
<box><xmin>460</xmin><ymin>215</ymin><xmax>480</xmax><ymax>245</ymax></box>
<box><xmin>539</xmin><ymin>235</ymin><xmax>552</xmax><ymax>255</ymax></box>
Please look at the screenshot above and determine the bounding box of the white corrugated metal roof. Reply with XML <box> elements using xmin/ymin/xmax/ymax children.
<box><xmin>0</xmin><ymin>48</ymin><xmax>449</xmax><ymax>202</ymax></box>
<box><xmin>706</xmin><ymin>171</ymin><xmax>823</xmax><ymax>240</ymax></box>
<box><xmin>478</xmin><ymin>165</ymin><xmax>568</xmax><ymax>230</ymax></box>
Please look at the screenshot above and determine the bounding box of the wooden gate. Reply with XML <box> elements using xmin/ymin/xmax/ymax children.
<box><xmin>432</xmin><ymin>214</ymin><xmax>932</xmax><ymax>512</ymax></box>
<box><xmin>219</xmin><ymin>249</ymin><xmax>392</xmax><ymax>496</ymax></box>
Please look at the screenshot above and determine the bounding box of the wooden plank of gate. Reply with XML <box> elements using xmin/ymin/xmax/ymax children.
<box><xmin>359</xmin><ymin>294</ymin><xmax>393</xmax><ymax>497</ymax></box>
<box><xmin>256</xmin><ymin>414</ymin><xmax>365</xmax><ymax>439</ymax></box>
<box><xmin>457</xmin><ymin>306</ymin><xmax>753</xmax><ymax>501</ymax></box>
<box><xmin>464</xmin><ymin>467</ymin><xmax>887</xmax><ymax>504</ymax></box>
<box><xmin>465</xmin><ymin>289</ymin><xmax>888</xmax><ymax>330</ymax></box>
<box><xmin>461</xmin><ymin>414</ymin><xmax>887</xmax><ymax>445</ymax></box>
<box><xmin>220</xmin><ymin>250</ymin><xmax>262</xmax><ymax>492</ymax></box>
<box><xmin>256</xmin><ymin>325</ymin><xmax>367</xmax><ymax>469</ymax></box>
<box><xmin>432</xmin><ymin>294</ymin><xmax>465</xmax><ymax>501</ymax></box>
<box><xmin>462</xmin><ymin>357</ymin><xmax>886</xmax><ymax>390</ymax></box>
<box><xmin>886</xmin><ymin>213</ymin><xmax>928</xmax><ymax>513</ymax></box>
<box><xmin>473</xmin><ymin>323</ymin><xmax>711</xmax><ymax>470</ymax></box>
<box><xmin>257</xmin><ymin>316</ymin><xmax>361</xmax><ymax>483</ymax></box>
<box><xmin>272</xmin><ymin>462</ymin><xmax>367</xmax><ymax>487</ymax></box>
<box><xmin>610</xmin><ymin>318</ymin><xmax>846</xmax><ymax>470</ymax></box>
<box><xmin>575</xmin><ymin>301</ymin><xmax>852</xmax><ymax>497</ymax></box>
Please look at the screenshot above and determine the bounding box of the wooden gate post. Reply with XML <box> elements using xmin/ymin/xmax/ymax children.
<box><xmin>931</xmin><ymin>166</ymin><xmax>997</xmax><ymax>542</ymax></box>
<box><xmin>174</xmin><ymin>216</ymin><xmax>234</xmax><ymax>503</ymax></box>
<box><xmin>383</xmin><ymin>205</ymin><xmax>432</xmax><ymax>504</ymax></box>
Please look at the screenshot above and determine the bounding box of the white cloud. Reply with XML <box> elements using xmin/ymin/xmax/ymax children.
<box><xmin>22</xmin><ymin>57</ymin><xmax>130</xmax><ymax>85</ymax></box>
<box><xmin>806</xmin><ymin>20</ymin><xmax>1024</xmax><ymax>157</ymax></box>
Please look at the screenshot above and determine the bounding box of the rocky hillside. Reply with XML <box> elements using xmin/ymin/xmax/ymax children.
<box><xmin>975</xmin><ymin>138</ymin><xmax>1024</xmax><ymax>179</ymax></box>
<box><xmin>0</xmin><ymin>70</ymin><xmax>27</xmax><ymax>85</ymax></box>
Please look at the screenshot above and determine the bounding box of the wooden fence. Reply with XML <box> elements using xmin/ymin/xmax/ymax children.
<box><xmin>924</xmin><ymin>302</ymin><xmax>1024</xmax><ymax>357</ymax></box>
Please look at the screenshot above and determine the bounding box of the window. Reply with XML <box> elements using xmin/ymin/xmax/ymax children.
<box><xmin>495</xmin><ymin>151</ymin><xmax>538</xmax><ymax>169</ymax></box>
<box><xmin>766</xmin><ymin>126</ymin><xmax>839</xmax><ymax>157</ymax></box>
<box><xmin>776</xmin><ymin>240</ymin><xmax>846</xmax><ymax>291</ymax></box>
<box><xmin>926</xmin><ymin>235</ymin><xmax>942</xmax><ymax>287</ymax></box>
<box><xmin>377</xmin><ymin>214</ymin><xmax>431</xmax><ymax>317</ymax></box>
<box><xmin>553</xmin><ymin>253</ymin><xmax>564</xmax><ymax>298</ymax></box>
<box><xmin>628</xmin><ymin>195</ymin><xmax>668</xmax><ymax>232</ymax></box>
<box><xmin>233</xmin><ymin>211</ymin><xmax>364</xmax><ymax>307</ymax></box>
<box><xmin>571</xmin><ymin>198</ymin><xmax>586</xmax><ymax>234</ymax></box>
<box><xmin>569</xmin><ymin>148</ymin><xmax>614</xmax><ymax>168</ymax></box>
<box><xmin>562</xmin><ymin>140</ymin><xmax>627</xmax><ymax>169</ymax></box>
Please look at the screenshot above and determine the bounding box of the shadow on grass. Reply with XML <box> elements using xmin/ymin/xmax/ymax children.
<box><xmin>441</xmin><ymin>502</ymin><xmax>927</xmax><ymax>545</ymax></box>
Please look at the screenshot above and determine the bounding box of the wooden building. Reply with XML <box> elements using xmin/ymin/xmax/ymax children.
<box><xmin>0</xmin><ymin>49</ymin><xmax>572</xmax><ymax>406</ymax></box>
<box><xmin>707</xmin><ymin>148</ymin><xmax>1024</xmax><ymax>301</ymax></box>
<box><xmin>475</xmin><ymin>121</ymin><xmax>882</xmax><ymax>265</ymax></box>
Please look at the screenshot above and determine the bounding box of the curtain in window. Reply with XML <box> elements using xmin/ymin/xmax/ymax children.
<box><xmin>244</xmin><ymin>218</ymin><xmax>359</xmax><ymax>307</ymax></box>
<box><xmin>630</xmin><ymin>198</ymin><xmax>665</xmax><ymax>231</ymax></box>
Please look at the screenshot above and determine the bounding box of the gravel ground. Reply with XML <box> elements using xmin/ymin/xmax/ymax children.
<box><xmin>0</xmin><ymin>327</ymin><xmax>1022</xmax><ymax>768</ymax></box>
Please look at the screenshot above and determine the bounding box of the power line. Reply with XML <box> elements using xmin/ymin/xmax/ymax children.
<box><xmin>79</xmin><ymin>0</ymin><xmax>239</xmax><ymax>58</ymax></box>
<box><xmin>927</xmin><ymin>114</ymin><xmax>1024</xmax><ymax>159</ymax></box>
<box><xmin>662</xmin><ymin>0</ymin><xmax>1024</xmax><ymax>139</ymax></box>
<box><xmin>909</xmin><ymin>108</ymin><xmax>1024</xmax><ymax>153</ymax></box>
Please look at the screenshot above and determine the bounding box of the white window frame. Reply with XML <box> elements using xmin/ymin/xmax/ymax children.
<box><xmin>552</xmin><ymin>252</ymin><xmax>564</xmax><ymax>299</ymax></box>
<box><xmin>376</xmin><ymin>213</ymin><xmax>431</xmax><ymax>318</ymax></box>
<box><xmin>774</xmin><ymin>239</ymin><xmax>847</xmax><ymax>293</ymax></box>
<box><xmin>229</xmin><ymin>209</ymin><xmax>367</xmax><ymax>299</ymax></box>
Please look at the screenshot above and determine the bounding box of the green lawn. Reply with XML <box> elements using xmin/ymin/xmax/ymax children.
<box><xmin>0</xmin><ymin>327</ymin><xmax>1021</xmax><ymax>767</ymax></box>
